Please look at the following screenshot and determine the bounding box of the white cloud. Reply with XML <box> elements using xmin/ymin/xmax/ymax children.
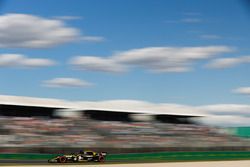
<box><xmin>70</xmin><ymin>46</ymin><xmax>233</xmax><ymax>73</ymax></box>
<box><xmin>70</xmin><ymin>56</ymin><xmax>127</xmax><ymax>73</ymax></box>
<box><xmin>114</xmin><ymin>46</ymin><xmax>232</xmax><ymax>72</ymax></box>
<box><xmin>197</xmin><ymin>115</ymin><xmax>250</xmax><ymax>127</ymax></box>
<box><xmin>196</xmin><ymin>104</ymin><xmax>250</xmax><ymax>126</ymax></box>
<box><xmin>0</xmin><ymin>54</ymin><xmax>22</xmax><ymax>67</ymax></box>
<box><xmin>80</xmin><ymin>36</ymin><xmax>105</xmax><ymax>42</ymax></box>
<box><xmin>43</xmin><ymin>77</ymin><xmax>93</xmax><ymax>88</ymax></box>
<box><xmin>0</xmin><ymin>54</ymin><xmax>56</xmax><ymax>68</ymax></box>
<box><xmin>233</xmin><ymin>87</ymin><xmax>250</xmax><ymax>95</ymax></box>
<box><xmin>53</xmin><ymin>16</ymin><xmax>82</xmax><ymax>20</ymax></box>
<box><xmin>206</xmin><ymin>56</ymin><xmax>250</xmax><ymax>69</ymax></box>
<box><xmin>0</xmin><ymin>13</ymin><xmax>103</xmax><ymax>48</ymax></box>
<box><xmin>198</xmin><ymin>104</ymin><xmax>250</xmax><ymax>117</ymax></box>
<box><xmin>20</xmin><ymin>58</ymin><xmax>56</xmax><ymax>68</ymax></box>
<box><xmin>200</xmin><ymin>34</ymin><xmax>221</xmax><ymax>39</ymax></box>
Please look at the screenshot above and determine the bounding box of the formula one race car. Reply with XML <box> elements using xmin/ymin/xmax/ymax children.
<box><xmin>48</xmin><ymin>150</ymin><xmax>107</xmax><ymax>163</ymax></box>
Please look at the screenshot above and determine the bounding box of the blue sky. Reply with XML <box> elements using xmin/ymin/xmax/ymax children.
<box><xmin>1</xmin><ymin>0</ymin><xmax>250</xmax><ymax>126</ymax></box>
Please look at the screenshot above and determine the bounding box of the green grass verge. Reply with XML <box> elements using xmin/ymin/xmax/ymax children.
<box><xmin>0</xmin><ymin>153</ymin><xmax>58</xmax><ymax>160</ymax></box>
<box><xmin>106</xmin><ymin>151</ymin><xmax>250</xmax><ymax>162</ymax></box>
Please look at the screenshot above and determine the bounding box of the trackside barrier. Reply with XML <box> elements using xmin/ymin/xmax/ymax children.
<box><xmin>1</xmin><ymin>152</ymin><xmax>250</xmax><ymax>161</ymax></box>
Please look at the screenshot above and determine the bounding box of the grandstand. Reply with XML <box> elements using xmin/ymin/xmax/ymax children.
<box><xmin>0</xmin><ymin>95</ymin><xmax>250</xmax><ymax>154</ymax></box>
<box><xmin>0</xmin><ymin>94</ymin><xmax>201</xmax><ymax>124</ymax></box>
<box><xmin>0</xmin><ymin>104</ymin><xmax>197</xmax><ymax>124</ymax></box>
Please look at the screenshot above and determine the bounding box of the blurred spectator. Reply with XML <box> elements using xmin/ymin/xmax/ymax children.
<box><xmin>0</xmin><ymin>115</ymin><xmax>248</xmax><ymax>149</ymax></box>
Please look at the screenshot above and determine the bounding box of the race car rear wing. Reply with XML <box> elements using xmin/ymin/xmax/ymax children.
<box><xmin>101</xmin><ymin>152</ymin><xmax>107</xmax><ymax>156</ymax></box>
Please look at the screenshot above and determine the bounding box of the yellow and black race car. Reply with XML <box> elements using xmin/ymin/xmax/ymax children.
<box><xmin>48</xmin><ymin>150</ymin><xmax>107</xmax><ymax>163</ymax></box>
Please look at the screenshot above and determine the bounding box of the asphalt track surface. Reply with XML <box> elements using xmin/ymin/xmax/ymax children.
<box><xmin>0</xmin><ymin>159</ymin><xmax>124</xmax><ymax>164</ymax></box>
<box><xmin>0</xmin><ymin>159</ymin><xmax>121</xmax><ymax>165</ymax></box>
<box><xmin>1</xmin><ymin>160</ymin><xmax>250</xmax><ymax>167</ymax></box>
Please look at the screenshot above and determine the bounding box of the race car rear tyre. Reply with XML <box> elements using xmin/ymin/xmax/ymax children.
<box><xmin>59</xmin><ymin>156</ymin><xmax>67</xmax><ymax>163</ymax></box>
<box><xmin>99</xmin><ymin>155</ymin><xmax>105</xmax><ymax>162</ymax></box>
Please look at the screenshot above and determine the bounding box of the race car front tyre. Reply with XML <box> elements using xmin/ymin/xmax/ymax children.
<box><xmin>72</xmin><ymin>156</ymin><xmax>78</xmax><ymax>162</ymax></box>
